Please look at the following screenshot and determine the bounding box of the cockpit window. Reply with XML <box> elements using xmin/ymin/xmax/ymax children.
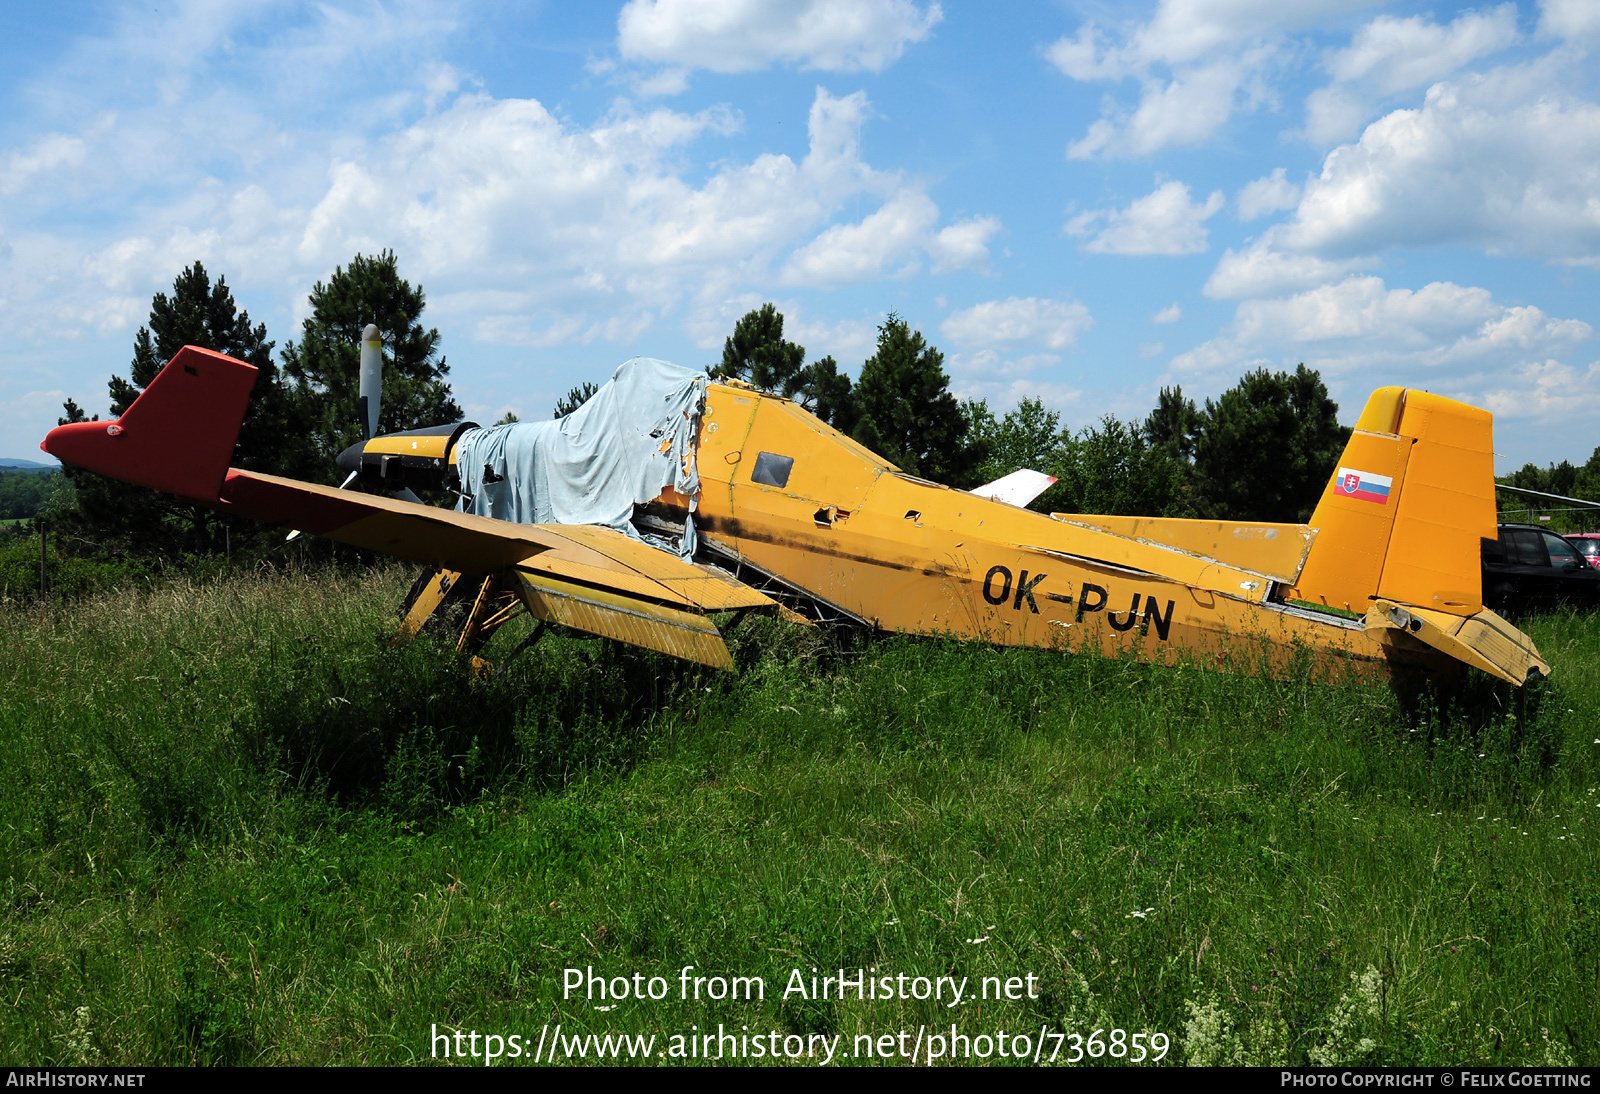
<box><xmin>751</xmin><ymin>452</ymin><xmax>794</xmax><ymax>489</ymax></box>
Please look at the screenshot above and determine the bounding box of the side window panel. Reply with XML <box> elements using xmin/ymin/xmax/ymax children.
<box><xmin>751</xmin><ymin>452</ymin><xmax>795</xmax><ymax>489</ymax></box>
<box><xmin>1545</xmin><ymin>533</ymin><xmax>1582</xmax><ymax>565</ymax></box>
<box><xmin>1510</xmin><ymin>529</ymin><xmax>1548</xmax><ymax>567</ymax></box>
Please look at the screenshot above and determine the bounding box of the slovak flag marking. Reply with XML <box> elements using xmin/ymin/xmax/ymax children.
<box><xmin>1333</xmin><ymin>466</ymin><xmax>1392</xmax><ymax>505</ymax></box>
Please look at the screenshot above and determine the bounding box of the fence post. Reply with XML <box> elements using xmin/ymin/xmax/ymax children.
<box><xmin>38</xmin><ymin>518</ymin><xmax>47</xmax><ymax>598</ymax></box>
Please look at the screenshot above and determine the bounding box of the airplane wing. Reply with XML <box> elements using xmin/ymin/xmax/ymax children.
<box><xmin>42</xmin><ymin>346</ymin><xmax>775</xmax><ymax>669</ymax></box>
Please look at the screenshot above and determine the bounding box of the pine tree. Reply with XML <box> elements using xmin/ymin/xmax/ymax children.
<box><xmin>711</xmin><ymin>303</ymin><xmax>861</xmax><ymax>432</ymax></box>
<box><xmin>851</xmin><ymin>314</ymin><xmax>982</xmax><ymax>485</ymax></box>
<box><xmin>793</xmin><ymin>355</ymin><xmax>858</xmax><ymax>432</ymax></box>
<box><xmin>280</xmin><ymin>250</ymin><xmax>460</xmax><ymax>474</ymax></box>
<box><xmin>57</xmin><ymin>262</ymin><xmax>302</xmax><ymax>558</ymax></box>
<box><xmin>712</xmin><ymin>303</ymin><xmax>806</xmax><ymax>394</ymax></box>
<box><xmin>1189</xmin><ymin>364</ymin><xmax>1347</xmax><ymax>522</ymax></box>
<box><xmin>553</xmin><ymin>382</ymin><xmax>599</xmax><ymax>419</ymax></box>
<box><xmin>1143</xmin><ymin>385</ymin><xmax>1199</xmax><ymax>462</ymax></box>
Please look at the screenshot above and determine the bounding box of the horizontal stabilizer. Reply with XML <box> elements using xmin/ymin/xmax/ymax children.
<box><xmin>1365</xmin><ymin>600</ymin><xmax>1547</xmax><ymax>685</ymax></box>
<box><xmin>1054</xmin><ymin>514</ymin><xmax>1314</xmax><ymax>584</ymax></box>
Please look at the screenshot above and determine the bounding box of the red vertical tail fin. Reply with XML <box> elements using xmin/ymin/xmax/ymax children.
<box><xmin>42</xmin><ymin>346</ymin><xmax>258</xmax><ymax>502</ymax></box>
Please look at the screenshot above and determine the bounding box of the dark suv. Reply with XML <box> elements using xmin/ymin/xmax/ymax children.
<box><xmin>1482</xmin><ymin>523</ymin><xmax>1600</xmax><ymax>614</ymax></box>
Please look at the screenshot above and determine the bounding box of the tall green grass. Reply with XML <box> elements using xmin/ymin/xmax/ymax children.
<box><xmin>0</xmin><ymin>567</ymin><xmax>1596</xmax><ymax>1065</ymax></box>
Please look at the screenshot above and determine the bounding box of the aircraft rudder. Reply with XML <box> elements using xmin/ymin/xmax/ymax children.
<box><xmin>1289</xmin><ymin>387</ymin><xmax>1495</xmax><ymax>618</ymax></box>
<box><xmin>1378</xmin><ymin>391</ymin><xmax>1495</xmax><ymax>615</ymax></box>
<box><xmin>42</xmin><ymin>345</ymin><xmax>258</xmax><ymax>503</ymax></box>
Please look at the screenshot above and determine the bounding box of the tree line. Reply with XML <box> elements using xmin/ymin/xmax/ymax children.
<box><xmin>1496</xmin><ymin>454</ymin><xmax>1600</xmax><ymax>532</ymax></box>
<box><xmin>49</xmin><ymin>253</ymin><xmax>458</xmax><ymax>562</ymax></box>
<box><xmin>49</xmin><ymin>256</ymin><xmax>1580</xmax><ymax>572</ymax></box>
<box><xmin>711</xmin><ymin>302</ymin><xmax>1350</xmax><ymax>523</ymax></box>
<box><xmin>0</xmin><ymin>471</ymin><xmax>58</xmax><ymax>523</ymax></box>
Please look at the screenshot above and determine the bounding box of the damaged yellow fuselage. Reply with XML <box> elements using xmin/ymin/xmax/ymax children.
<box><xmin>665</xmin><ymin>383</ymin><xmax>1546</xmax><ymax>686</ymax></box>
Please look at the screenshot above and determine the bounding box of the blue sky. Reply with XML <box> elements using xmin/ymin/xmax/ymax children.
<box><xmin>3</xmin><ymin>0</ymin><xmax>1598</xmax><ymax>470</ymax></box>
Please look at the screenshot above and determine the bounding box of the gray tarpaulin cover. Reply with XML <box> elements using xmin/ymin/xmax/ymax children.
<box><xmin>453</xmin><ymin>357</ymin><xmax>707</xmax><ymax>555</ymax></box>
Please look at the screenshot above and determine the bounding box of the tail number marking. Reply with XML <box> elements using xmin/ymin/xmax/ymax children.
<box><xmin>1076</xmin><ymin>582</ymin><xmax>1175</xmax><ymax>640</ymax></box>
<box><xmin>982</xmin><ymin>566</ymin><xmax>1049</xmax><ymax>613</ymax></box>
<box><xmin>984</xmin><ymin>569</ymin><xmax>1175</xmax><ymax>639</ymax></box>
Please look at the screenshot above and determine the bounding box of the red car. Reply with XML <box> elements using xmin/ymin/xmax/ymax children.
<box><xmin>1566</xmin><ymin>533</ymin><xmax>1600</xmax><ymax>570</ymax></box>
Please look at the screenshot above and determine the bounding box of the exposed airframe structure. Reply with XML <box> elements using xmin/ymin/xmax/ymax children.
<box><xmin>43</xmin><ymin>345</ymin><xmax>1549</xmax><ymax>686</ymax></box>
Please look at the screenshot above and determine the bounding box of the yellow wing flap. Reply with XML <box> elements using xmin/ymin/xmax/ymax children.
<box><xmin>1365</xmin><ymin>599</ymin><xmax>1548</xmax><ymax>685</ymax></box>
<box><xmin>547</xmin><ymin>523</ymin><xmax>777</xmax><ymax>611</ymax></box>
<box><xmin>1051</xmin><ymin>515</ymin><xmax>1314</xmax><ymax>583</ymax></box>
<box><xmin>511</xmin><ymin>571</ymin><xmax>734</xmax><ymax>670</ymax></box>
<box><xmin>518</xmin><ymin>551</ymin><xmax>703</xmax><ymax>609</ymax></box>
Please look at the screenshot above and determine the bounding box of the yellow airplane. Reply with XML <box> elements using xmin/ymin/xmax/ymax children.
<box><xmin>43</xmin><ymin>343</ymin><xmax>1548</xmax><ymax>686</ymax></box>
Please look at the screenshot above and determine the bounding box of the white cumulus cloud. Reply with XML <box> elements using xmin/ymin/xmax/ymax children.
<box><xmin>1304</xmin><ymin>5</ymin><xmax>1519</xmax><ymax>144</ymax></box>
<box><xmin>1284</xmin><ymin>74</ymin><xmax>1600</xmax><ymax>264</ymax></box>
<box><xmin>1048</xmin><ymin>0</ymin><xmax>1375</xmax><ymax>159</ymax></box>
<box><xmin>1172</xmin><ymin>276</ymin><xmax>1595</xmax><ymax>422</ymax></box>
<box><xmin>1477</xmin><ymin>359</ymin><xmax>1600</xmax><ymax>423</ymax></box>
<box><xmin>1068</xmin><ymin>181</ymin><xmax>1225</xmax><ymax>256</ymax></box>
<box><xmin>1537</xmin><ymin>0</ymin><xmax>1600</xmax><ymax>43</ymax></box>
<box><xmin>1236</xmin><ymin>167</ymin><xmax>1300</xmax><ymax>221</ymax></box>
<box><xmin>940</xmin><ymin>296</ymin><xmax>1093</xmax><ymax>351</ymax></box>
<box><xmin>617</xmin><ymin>0</ymin><xmax>942</xmax><ymax>74</ymax></box>
<box><xmin>780</xmin><ymin>190</ymin><xmax>938</xmax><ymax>285</ymax></box>
<box><xmin>1204</xmin><ymin>232</ymin><xmax>1367</xmax><ymax>299</ymax></box>
<box><xmin>1327</xmin><ymin>6</ymin><xmax>1519</xmax><ymax>93</ymax></box>
<box><xmin>929</xmin><ymin>215</ymin><xmax>1001</xmax><ymax>273</ymax></box>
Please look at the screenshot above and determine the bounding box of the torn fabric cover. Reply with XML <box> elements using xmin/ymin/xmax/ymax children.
<box><xmin>454</xmin><ymin>357</ymin><xmax>707</xmax><ymax>555</ymax></box>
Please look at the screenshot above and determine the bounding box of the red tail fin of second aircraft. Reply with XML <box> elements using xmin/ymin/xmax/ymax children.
<box><xmin>42</xmin><ymin>347</ymin><xmax>257</xmax><ymax>503</ymax></box>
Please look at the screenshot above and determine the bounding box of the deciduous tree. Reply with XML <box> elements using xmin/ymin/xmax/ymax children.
<box><xmin>1188</xmin><ymin>365</ymin><xmax>1347</xmax><ymax>522</ymax></box>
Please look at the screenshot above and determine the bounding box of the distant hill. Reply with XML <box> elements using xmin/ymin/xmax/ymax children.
<box><xmin>0</xmin><ymin>459</ymin><xmax>58</xmax><ymax>472</ymax></box>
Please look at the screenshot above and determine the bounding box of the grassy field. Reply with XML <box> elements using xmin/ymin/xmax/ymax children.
<box><xmin>1</xmin><ymin>566</ymin><xmax>1597</xmax><ymax>1067</ymax></box>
